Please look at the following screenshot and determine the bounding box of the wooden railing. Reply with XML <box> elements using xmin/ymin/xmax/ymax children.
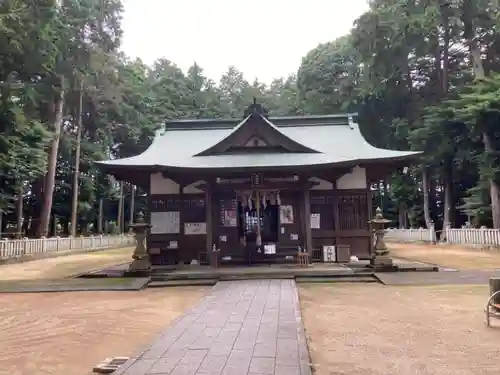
<box><xmin>0</xmin><ymin>234</ymin><xmax>134</xmax><ymax>260</ymax></box>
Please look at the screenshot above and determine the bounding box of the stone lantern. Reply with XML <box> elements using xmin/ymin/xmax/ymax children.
<box><xmin>369</xmin><ymin>207</ymin><xmax>393</xmax><ymax>268</ymax></box>
<box><xmin>128</xmin><ymin>212</ymin><xmax>152</xmax><ymax>272</ymax></box>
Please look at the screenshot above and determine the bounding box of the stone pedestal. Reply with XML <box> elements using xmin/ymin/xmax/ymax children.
<box><xmin>128</xmin><ymin>212</ymin><xmax>152</xmax><ymax>273</ymax></box>
<box><xmin>369</xmin><ymin>207</ymin><xmax>394</xmax><ymax>270</ymax></box>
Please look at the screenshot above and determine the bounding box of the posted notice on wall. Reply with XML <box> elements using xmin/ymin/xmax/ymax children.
<box><xmin>150</xmin><ymin>211</ymin><xmax>180</xmax><ymax>234</ymax></box>
<box><xmin>264</xmin><ymin>244</ymin><xmax>276</xmax><ymax>254</ymax></box>
<box><xmin>184</xmin><ymin>222</ymin><xmax>207</xmax><ymax>235</ymax></box>
<box><xmin>310</xmin><ymin>213</ymin><xmax>321</xmax><ymax>229</ymax></box>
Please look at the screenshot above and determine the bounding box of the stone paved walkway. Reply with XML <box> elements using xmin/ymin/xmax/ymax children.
<box><xmin>115</xmin><ymin>280</ymin><xmax>311</xmax><ymax>375</ymax></box>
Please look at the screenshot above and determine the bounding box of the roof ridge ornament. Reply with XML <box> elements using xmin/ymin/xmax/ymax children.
<box><xmin>243</xmin><ymin>98</ymin><xmax>269</xmax><ymax>119</ymax></box>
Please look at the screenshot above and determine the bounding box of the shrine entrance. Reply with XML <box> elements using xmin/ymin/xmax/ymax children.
<box><xmin>236</xmin><ymin>189</ymin><xmax>281</xmax><ymax>265</ymax></box>
<box><xmin>213</xmin><ymin>174</ymin><xmax>308</xmax><ymax>266</ymax></box>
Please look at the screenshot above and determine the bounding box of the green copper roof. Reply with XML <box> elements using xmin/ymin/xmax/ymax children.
<box><xmin>97</xmin><ymin>113</ymin><xmax>421</xmax><ymax>171</ymax></box>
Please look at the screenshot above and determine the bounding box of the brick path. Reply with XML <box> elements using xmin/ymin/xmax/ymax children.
<box><xmin>115</xmin><ymin>280</ymin><xmax>311</xmax><ymax>375</ymax></box>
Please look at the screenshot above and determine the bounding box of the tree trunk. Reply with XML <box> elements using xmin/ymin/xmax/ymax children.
<box><xmin>37</xmin><ymin>76</ymin><xmax>65</xmax><ymax>238</ymax></box>
<box><xmin>442</xmin><ymin>9</ymin><xmax>453</xmax><ymax>232</ymax></box>
<box><xmin>462</xmin><ymin>0</ymin><xmax>500</xmax><ymax>228</ymax></box>
<box><xmin>441</xmin><ymin>2</ymin><xmax>450</xmax><ymax>95</ymax></box>
<box><xmin>422</xmin><ymin>168</ymin><xmax>432</xmax><ymax>228</ymax></box>
<box><xmin>442</xmin><ymin>168</ymin><xmax>453</xmax><ymax>240</ymax></box>
<box><xmin>484</xmin><ymin>133</ymin><xmax>500</xmax><ymax>228</ymax></box>
<box><xmin>70</xmin><ymin>80</ymin><xmax>83</xmax><ymax>237</ymax></box>
<box><xmin>398</xmin><ymin>203</ymin><xmax>408</xmax><ymax>229</ymax></box>
<box><xmin>16</xmin><ymin>185</ymin><xmax>24</xmax><ymax>238</ymax></box>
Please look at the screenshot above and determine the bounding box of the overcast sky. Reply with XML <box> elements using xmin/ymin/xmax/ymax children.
<box><xmin>121</xmin><ymin>0</ymin><xmax>369</xmax><ymax>84</ymax></box>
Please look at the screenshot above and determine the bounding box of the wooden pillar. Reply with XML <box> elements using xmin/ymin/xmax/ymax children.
<box><xmin>367</xmin><ymin>188</ymin><xmax>374</xmax><ymax>255</ymax></box>
<box><xmin>117</xmin><ymin>181</ymin><xmax>124</xmax><ymax>233</ymax></box>
<box><xmin>129</xmin><ymin>185</ymin><xmax>136</xmax><ymax>226</ymax></box>
<box><xmin>303</xmin><ymin>189</ymin><xmax>313</xmax><ymax>260</ymax></box>
<box><xmin>98</xmin><ymin>198</ymin><xmax>103</xmax><ymax>234</ymax></box>
<box><xmin>205</xmin><ymin>188</ymin><xmax>213</xmax><ymax>265</ymax></box>
<box><xmin>333</xmin><ymin>189</ymin><xmax>340</xmax><ymax>245</ymax></box>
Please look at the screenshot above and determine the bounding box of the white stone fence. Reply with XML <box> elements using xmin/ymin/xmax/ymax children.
<box><xmin>445</xmin><ymin>227</ymin><xmax>500</xmax><ymax>247</ymax></box>
<box><xmin>385</xmin><ymin>226</ymin><xmax>437</xmax><ymax>243</ymax></box>
<box><xmin>385</xmin><ymin>226</ymin><xmax>500</xmax><ymax>247</ymax></box>
<box><xmin>0</xmin><ymin>234</ymin><xmax>135</xmax><ymax>260</ymax></box>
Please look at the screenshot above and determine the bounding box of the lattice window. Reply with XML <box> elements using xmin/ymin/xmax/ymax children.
<box><xmin>310</xmin><ymin>194</ymin><xmax>335</xmax><ymax>230</ymax></box>
<box><xmin>338</xmin><ymin>193</ymin><xmax>368</xmax><ymax>230</ymax></box>
<box><xmin>182</xmin><ymin>197</ymin><xmax>206</xmax><ymax>222</ymax></box>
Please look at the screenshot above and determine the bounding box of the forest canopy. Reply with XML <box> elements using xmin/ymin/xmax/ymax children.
<box><xmin>1</xmin><ymin>0</ymin><xmax>500</xmax><ymax>237</ymax></box>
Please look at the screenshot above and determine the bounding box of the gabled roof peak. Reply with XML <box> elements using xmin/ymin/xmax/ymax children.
<box><xmin>194</xmin><ymin>106</ymin><xmax>321</xmax><ymax>156</ymax></box>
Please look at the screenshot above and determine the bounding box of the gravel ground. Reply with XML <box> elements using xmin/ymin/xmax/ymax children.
<box><xmin>388</xmin><ymin>243</ymin><xmax>500</xmax><ymax>270</ymax></box>
<box><xmin>299</xmin><ymin>283</ymin><xmax>500</xmax><ymax>375</ymax></box>
<box><xmin>0</xmin><ymin>247</ymin><xmax>133</xmax><ymax>280</ymax></box>
<box><xmin>0</xmin><ymin>288</ymin><xmax>206</xmax><ymax>375</ymax></box>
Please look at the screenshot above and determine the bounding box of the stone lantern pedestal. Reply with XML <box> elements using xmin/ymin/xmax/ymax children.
<box><xmin>128</xmin><ymin>212</ymin><xmax>152</xmax><ymax>273</ymax></box>
<box><xmin>369</xmin><ymin>207</ymin><xmax>394</xmax><ymax>270</ymax></box>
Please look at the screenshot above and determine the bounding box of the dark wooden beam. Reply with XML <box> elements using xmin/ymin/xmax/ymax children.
<box><xmin>198</xmin><ymin>181</ymin><xmax>319</xmax><ymax>192</ymax></box>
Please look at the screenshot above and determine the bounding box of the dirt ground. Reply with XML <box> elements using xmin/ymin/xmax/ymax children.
<box><xmin>389</xmin><ymin>242</ymin><xmax>500</xmax><ymax>270</ymax></box>
<box><xmin>0</xmin><ymin>247</ymin><xmax>134</xmax><ymax>280</ymax></box>
<box><xmin>0</xmin><ymin>287</ymin><xmax>206</xmax><ymax>375</ymax></box>
<box><xmin>299</xmin><ymin>283</ymin><xmax>500</xmax><ymax>375</ymax></box>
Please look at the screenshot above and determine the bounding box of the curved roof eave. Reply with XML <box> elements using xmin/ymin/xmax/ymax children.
<box><xmin>96</xmin><ymin>151</ymin><xmax>422</xmax><ymax>174</ymax></box>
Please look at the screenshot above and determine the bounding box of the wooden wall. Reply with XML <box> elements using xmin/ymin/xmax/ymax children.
<box><xmin>308</xmin><ymin>189</ymin><xmax>371</xmax><ymax>259</ymax></box>
<box><xmin>149</xmin><ymin>194</ymin><xmax>207</xmax><ymax>265</ymax></box>
<box><xmin>147</xmin><ymin>167</ymin><xmax>373</xmax><ymax>266</ymax></box>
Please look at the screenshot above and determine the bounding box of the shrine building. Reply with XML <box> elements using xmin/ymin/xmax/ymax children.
<box><xmin>97</xmin><ymin>102</ymin><xmax>420</xmax><ymax>266</ymax></box>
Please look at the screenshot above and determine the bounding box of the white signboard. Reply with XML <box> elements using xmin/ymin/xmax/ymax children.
<box><xmin>311</xmin><ymin>213</ymin><xmax>320</xmax><ymax>229</ymax></box>
<box><xmin>323</xmin><ymin>245</ymin><xmax>336</xmax><ymax>263</ymax></box>
<box><xmin>184</xmin><ymin>222</ymin><xmax>207</xmax><ymax>235</ymax></box>
<box><xmin>150</xmin><ymin>211</ymin><xmax>180</xmax><ymax>234</ymax></box>
<box><xmin>264</xmin><ymin>244</ymin><xmax>276</xmax><ymax>255</ymax></box>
